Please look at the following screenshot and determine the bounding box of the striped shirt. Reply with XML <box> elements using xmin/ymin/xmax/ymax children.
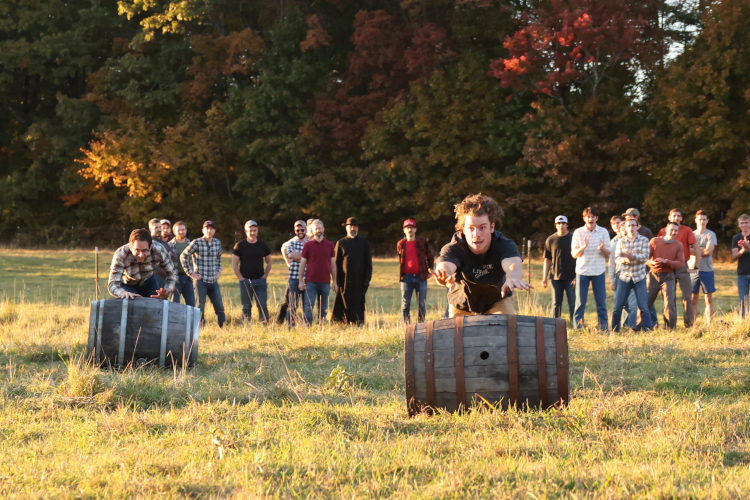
<box><xmin>180</xmin><ymin>237</ymin><xmax>223</xmax><ymax>283</ymax></box>
<box><xmin>284</xmin><ymin>236</ymin><xmax>307</xmax><ymax>280</ymax></box>
<box><xmin>108</xmin><ymin>243</ymin><xmax>178</xmax><ymax>298</ymax></box>
<box><xmin>571</xmin><ymin>225</ymin><xmax>611</xmax><ymax>276</ymax></box>
<box><xmin>615</xmin><ymin>234</ymin><xmax>650</xmax><ymax>283</ymax></box>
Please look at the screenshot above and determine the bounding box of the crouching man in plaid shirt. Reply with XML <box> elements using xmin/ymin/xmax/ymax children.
<box><xmin>108</xmin><ymin>229</ymin><xmax>177</xmax><ymax>300</ymax></box>
<box><xmin>181</xmin><ymin>220</ymin><xmax>225</xmax><ymax>328</ymax></box>
<box><xmin>611</xmin><ymin>219</ymin><xmax>653</xmax><ymax>332</ymax></box>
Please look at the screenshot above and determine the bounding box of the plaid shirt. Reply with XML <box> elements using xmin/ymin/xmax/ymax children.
<box><xmin>284</xmin><ymin>236</ymin><xmax>307</xmax><ymax>280</ymax></box>
<box><xmin>571</xmin><ymin>225</ymin><xmax>611</xmax><ymax>276</ymax></box>
<box><xmin>615</xmin><ymin>234</ymin><xmax>650</xmax><ymax>283</ymax></box>
<box><xmin>397</xmin><ymin>236</ymin><xmax>435</xmax><ymax>282</ymax></box>
<box><xmin>180</xmin><ymin>237</ymin><xmax>223</xmax><ymax>283</ymax></box>
<box><xmin>108</xmin><ymin>243</ymin><xmax>178</xmax><ymax>297</ymax></box>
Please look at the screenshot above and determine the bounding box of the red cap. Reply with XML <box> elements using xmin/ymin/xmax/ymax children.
<box><xmin>403</xmin><ymin>219</ymin><xmax>417</xmax><ymax>228</ymax></box>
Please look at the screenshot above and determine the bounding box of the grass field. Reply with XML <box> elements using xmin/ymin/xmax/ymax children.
<box><xmin>1</xmin><ymin>248</ymin><xmax>750</xmax><ymax>498</ymax></box>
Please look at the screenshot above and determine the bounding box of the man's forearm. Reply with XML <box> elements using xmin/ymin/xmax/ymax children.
<box><xmin>542</xmin><ymin>259</ymin><xmax>551</xmax><ymax>279</ymax></box>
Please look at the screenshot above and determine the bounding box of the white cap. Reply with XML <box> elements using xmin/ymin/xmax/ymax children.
<box><xmin>555</xmin><ymin>215</ymin><xmax>568</xmax><ymax>224</ymax></box>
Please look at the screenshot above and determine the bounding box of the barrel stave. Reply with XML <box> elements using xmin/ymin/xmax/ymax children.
<box><xmin>88</xmin><ymin>298</ymin><xmax>199</xmax><ymax>368</ymax></box>
<box><xmin>406</xmin><ymin>314</ymin><xmax>568</xmax><ymax>415</ymax></box>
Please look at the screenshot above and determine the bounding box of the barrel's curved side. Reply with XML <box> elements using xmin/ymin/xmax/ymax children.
<box><xmin>408</xmin><ymin>314</ymin><xmax>569</xmax><ymax>415</ymax></box>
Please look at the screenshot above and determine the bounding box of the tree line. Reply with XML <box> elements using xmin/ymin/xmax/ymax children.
<box><xmin>2</xmin><ymin>0</ymin><xmax>750</xmax><ymax>251</ymax></box>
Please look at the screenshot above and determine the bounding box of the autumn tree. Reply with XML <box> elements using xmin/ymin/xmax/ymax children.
<box><xmin>645</xmin><ymin>0</ymin><xmax>750</xmax><ymax>232</ymax></box>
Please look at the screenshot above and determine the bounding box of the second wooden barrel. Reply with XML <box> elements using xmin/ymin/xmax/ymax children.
<box><xmin>404</xmin><ymin>315</ymin><xmax>569</xmax><ymax>415</ymax></box>
<box><xmin>87</xmin><ymin>298</ymin><xmax>201</xmax><ymax>368</ymax></box>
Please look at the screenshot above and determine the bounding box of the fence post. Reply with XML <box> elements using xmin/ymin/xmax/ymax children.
<box><xmin>16</xmin><ymin>226</ymin><xmax>20</xmax><ymax>247</ymax></box>
<box><xmin>71</xmin><ymin>226</ymin><xmax>75</xmax><ymax>248</ymax></box>
<box><xmin>95</xmin><ymin>246</ymin><xmax>99</xmax><ymax>301</ymax></box>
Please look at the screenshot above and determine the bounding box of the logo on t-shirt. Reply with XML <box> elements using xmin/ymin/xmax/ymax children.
<box><xmin>473</xmin><ymin>264</ymin><xmax>494</xmax><ymax>279</ymax></box>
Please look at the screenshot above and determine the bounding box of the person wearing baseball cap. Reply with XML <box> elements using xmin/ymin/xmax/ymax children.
<box><xmin>275</xmin><ymin>220</ymin><xmax>310</xmax><ymax>325</ymax></box>
<box><xmin>181</xmin><ymin>220</ymin><xmax>225</xmax><ymax>327</ymax></box>
<box><xmin>622</xmin><ymin>208</ymin><xmax>653</xmax><ymax>240</ymax></box>
<box><xmin>332</xmin><ymin>217</ymin><xmax>372</xmax><ymax>325</ymax></box>
<box><xmin>160</xmin><ymin>219</ymin><xmax>174</xmax><ymax>241</ymax></box>
<box><xmin>397</xmin><ymin>219</ymin><xmax>434</xmax><ymax>323</ymax></box>
<box><xmin>232</xmin><ymin>220</ymin><xmax>272</xmax><ymax>324</ymax></box>
<box><xmin>542</xmin><ymin>215</ymin><xmax>576</xmax><ymax>322</ymax></box>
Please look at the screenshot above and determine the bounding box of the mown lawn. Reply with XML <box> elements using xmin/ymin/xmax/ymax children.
<box><xmin>1</xmin><ymin>248</ymin><xmax>749</xmax><ymax>498</ymax></box>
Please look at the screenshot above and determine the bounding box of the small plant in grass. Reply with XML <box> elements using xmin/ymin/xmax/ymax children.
<box><xmin>56</xmin><ymin>353</ymin><xmax>113</xmax><ymax>406</ymax></box>
<box><xmin>325</xmin><ymin>365</ymin><xmax>354</xmax><ymax>392</ymax></box>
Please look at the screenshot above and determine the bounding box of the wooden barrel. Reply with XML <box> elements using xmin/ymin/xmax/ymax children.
<box><xmin>87</xmin><ymin>298</ymin><xmax>201</xmax><ymax>368</ymax></box>
<box><xmin>404</xmin><ymin>315</ymin><xmax>569</xmax><ymax>415</ymax></box>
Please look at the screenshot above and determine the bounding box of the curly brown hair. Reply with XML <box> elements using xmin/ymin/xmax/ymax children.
<box><xmin>454</xmin><ymin>193</ymin><xmax>504</xmax><ymax>232</ymax></box>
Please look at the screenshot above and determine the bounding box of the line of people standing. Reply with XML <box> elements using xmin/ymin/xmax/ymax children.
<box><xmin>543</xmin><ymin>207</ymin><xmax>747</xmax><ymax>330</ymax></box>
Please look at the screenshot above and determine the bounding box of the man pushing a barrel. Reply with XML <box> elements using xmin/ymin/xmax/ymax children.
<box><xmin>108</xmin><ymin>229</ymin><xmax>177</xmax><ymax>300</ymax></box>
<box><xmin>431</xmin><ymin>193</ymin><xmax>531</xmax><ymax>317</ymax></box>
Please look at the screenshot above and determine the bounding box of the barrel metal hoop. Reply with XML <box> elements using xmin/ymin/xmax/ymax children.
<box><xmin>118</xmin><ymin>299</ymin><xmax>129</xmax><ymax>366</ymax></box>
<box><xmin>404</xmin><ymin>323</ymin><xmax>417</xmax><ymax>417</ymax></box>
<box><xmin>191</xmin><ymin>306</ymin><xmax>201</xmax><ymax>365</ymax></box>
<box><xmin>555</xmin><ymin>318</ymin><xmax>570</xmax><ymax>405</ymax></box>
<box><xmin>454</xmin><ymin>316</ymin><xmax>466</xmax><ymax>412</ymax></box>
<box><xmin>535</xmin><ymin>317</ymin><xmax>549</xmax><ymax>409</ymax></box>
<box><xmin>424</xmin><ymin>321</ymin><xmax>436</xmax><ymax>411</ymax></box>
<box><xmin>87</xmin><ymin>301</ymin><xmax>98</xmax><ymax>359</ymax></box>
<box><xmin>185</xmin><ymin>306</ymin><xmax>193</xmax><ymax>366</ymax></box>
<box><xmin>95</xmin><ymin>299</ymin><xmax>105</xmax><ymax>364</ymax></box>
<box><xmin>159</xmin><ymin>300</ymin><xmax>170</xmax><ymax>368</ymax></box>
<box><xmin>507</xmin><ymin>314</ymin><xmax>519</xmax><ymax>408</ymax></box>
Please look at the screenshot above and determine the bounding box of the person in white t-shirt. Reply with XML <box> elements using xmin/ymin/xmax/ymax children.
<box><xmin>571</xmin><ymin>206</ymin><xmax>611</xmax><ymax>330</ymax></box>
<box><xmin>691</xmin><ymin>210</ymin><xmax>717</xmax><ymax>324</ymax></box>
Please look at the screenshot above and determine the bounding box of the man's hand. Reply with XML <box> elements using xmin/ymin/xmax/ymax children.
<box><xmin>582</xmin><ymin>234</ymin><xmax>590</xmax><ymax>247</ymax></box>
<box><xmin>150</xmin><ymin>288</ymin><xmax>170</xmax><ymax>300</ymax></box>
<box><xmin>119</xmin><ymin>291</ymin><xmax>140</xmax><ymax>300</ymax></box>
<box><xmin>215</xmin><ymin>272</ymin><xmax>221</xmax><ymax>280</ymax></box>
<box><xmin>298</xmin><ymin>280</ymin><xmax>306</xmax><ymax>291</ymax></box>
<box><xmin>597</xmin><ymin>241</ymin><xmax>605</xmax><ymax>252</ymax></box>
<box><xmin>429</xmin><ymin>268</ymin><xmax>455</xmax><ymax>289</ymax></box>
<box><xmin>501</xmin><ymin>278</ymin><xmax>532</xmax><ymax>297</ymax></box>
<box><xmin>611</xmin><ymin>282</ymin><xmax>616</xmax><ymax>292</ymax></box>
<box><xmin>571</xmin><ymin>279</ymin><xmax>576</xmax><ymax>288</ymax></box>
<box><xmin>541</xmin><ymin>278</ymin><xmax>548</xmax><ymax>288</ymax></box>
<box><xmin>190</xmin><ymin>272</ymin><xmax>202</xmax><ymax>281</ymax></box>
<box><xmin>333</xmin><ymin>283</ymin><xmax>339</xmax><ymax>293</ymax></box>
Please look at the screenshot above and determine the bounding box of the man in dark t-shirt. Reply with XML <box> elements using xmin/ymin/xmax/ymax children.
<box><xmin>432</xmin><ymin>193</ymin><xmax>530</xmax><ymax>316</ymax></box>
<box><xmin>542</xmin><ymin>215</ymin><xmax>576</xmax><ymax>322</ymax></box>
<box><xmin>232</xmin><ymin>220</ymin><xmax>272</xmax><ymax>323</ymax></box>
<box><xmin>732</xmin><ymin>214</ymin><xmax>750</xmax><ymax>317</ymax></box>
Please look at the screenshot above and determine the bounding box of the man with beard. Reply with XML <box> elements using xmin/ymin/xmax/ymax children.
<box><xmin>332</xmin><ymin>217</ymin><xmax>373</xmax><ymax>325</ymax></box>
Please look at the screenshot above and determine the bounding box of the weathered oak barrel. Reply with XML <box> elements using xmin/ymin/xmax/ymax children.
<box><xmin>87</xmin><ymin>298</ymin><xmax>201</xmax><ymax>368</ymax></box>
<box><xmin>404</xmin><ymin>315</ymin><xmax>569</xmax><ymax>415</ymax></box>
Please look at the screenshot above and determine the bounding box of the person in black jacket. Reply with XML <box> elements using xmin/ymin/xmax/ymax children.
<box><xmin>332</xmin><ymin>217</ymin><xmax>373</xmax><ymax>325</ymax></box>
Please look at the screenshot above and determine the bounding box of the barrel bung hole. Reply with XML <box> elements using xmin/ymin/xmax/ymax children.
<box><xmin>480</xmin><ymin>351</ymin><xmax>490</xmax><ymax>360</ymax></box>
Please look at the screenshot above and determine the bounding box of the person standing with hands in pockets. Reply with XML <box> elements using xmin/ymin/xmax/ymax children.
<box><xmin>732</xmin><ymin>214</ymin><xmax>750</xmax><ymax>317</ymax></box>
<box><xmin>232</xmin><ymin>220</ymin><xmax>272</xmax><ymax>324</ymax></box>
<box><xmin>181</xmin><ymin>221</ymin><xmax>225</xmax><ymax>328</ymax></box>
<box><xmin>571</xmin><ymin>207</ymin><xmax>611</xmax><ymax>331</ymax></box>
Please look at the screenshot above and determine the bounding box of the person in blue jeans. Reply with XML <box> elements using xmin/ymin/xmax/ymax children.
<box><xmin>570</xmin><ymin>207</ymin><xmax>611</xmax><ymax>330</ymax></box>
<box><xmin>169</xmin><ymin>221</ymin><xmax>195</xmax><ymax>307</ymax></box>
<box><xmin>397</xmin><ymin>219</ymin><xmax>434</xmax><ymax>323</ymax></box>
<box><xmin>542</xmin><ymin>215</ymin><xmax>576</xmax><ymax>323</ymax></box>
<box><xmin>732</xmin><ymin>215</ymin><xmax>750</xmax><ymax>317</ymax></box>
<box><xmin>182</xmin><ymin>221</ymin><xmax>225</xmax><ymax>327</ymax></box>
<box><xmin>298</xmin><ymin>220</ymin><xmax>337</xmax><ymax>325</ymax></box>
<box><xmin>232</xmin><ymin>220</ymin><xmax>273</xmax><ymax>323</ymax></box>
<box><xmin>610</xmin><ymin>219</ymin><xmax>653</xmax><ymax>332</ymax></box>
